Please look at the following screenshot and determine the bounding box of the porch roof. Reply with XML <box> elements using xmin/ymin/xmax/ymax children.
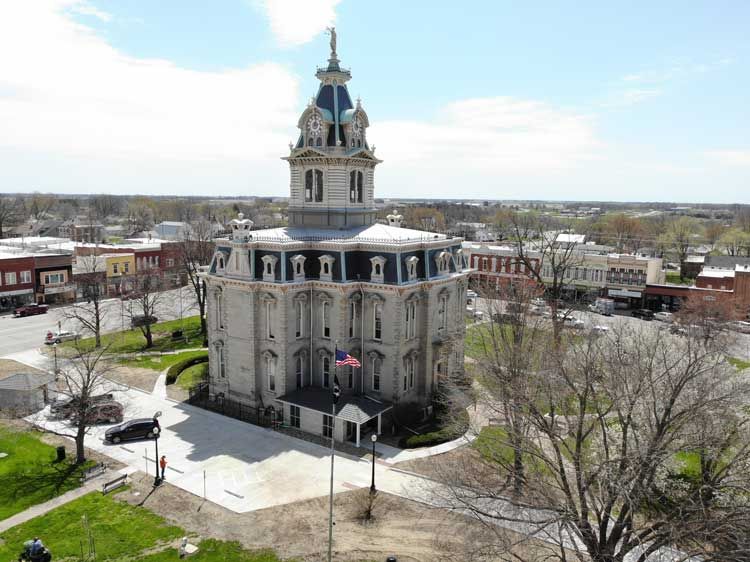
<box><xmin>277</xmin><ymin>387</ymin><xmax>392</xmax><ymax>424</ymax></box>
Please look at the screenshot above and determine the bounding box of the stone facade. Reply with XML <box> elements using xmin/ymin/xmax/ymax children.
<box><xmin>203</xmin><ymin>42</ymin><xmax>470</xmax><ymax>444</ymax></box>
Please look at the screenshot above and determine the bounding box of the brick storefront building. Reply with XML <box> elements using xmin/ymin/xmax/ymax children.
<box><xmin>0</xmin><ymin>252</ymin><xmax>35</xmax><ymax>311</ymax></box>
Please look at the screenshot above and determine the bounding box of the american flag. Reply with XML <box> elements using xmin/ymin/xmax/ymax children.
<box><xmin>335</xmin><ymin>349</ymin><xmax>361</xmax><ymax>368</ymax></box>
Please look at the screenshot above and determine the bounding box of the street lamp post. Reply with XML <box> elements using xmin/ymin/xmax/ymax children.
<box><xmin>370</xmin><ymin>433</ymin><xmax>377</xmax><ymax>493</ymax></box>
<box><xmin>52</xmin><ymin>343</ymin><xmax>58</xmax><ymax>375</ymax></box>
<box><xmin>152</xmin><ymin>411</ymin><xmax>162</xmax><ymax>487</ymax></box>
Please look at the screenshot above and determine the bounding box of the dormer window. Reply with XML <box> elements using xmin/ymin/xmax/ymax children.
<box><xmin>305</xmin><ymin>169</ymin><xmax>324</xmax><ymax>202</ymax></box>
<box><xmin>319</xmin><ymin>255</ymin><xmax>335</xmax><ymax>281</ymax></box>
<box><xmin>290</xmin><ymin>255</ymin><xmax>306</xmax><ymax>282</ymax></box>
<box><xmin>349</xmin><ymin>171</ymin><xmax>363</xmax><ymax>203</ymax></box>
<box><xmin>405</xmin><ymin>256</ymin><xmax>419</xmax><ymax>282</ymax></box>
<box><xmin>370</xmin><ymin>256</ymin><xmax>386</xmax><ymax>283</ymax></box>
<box><xmin>261</xmin><ymin>255</ymin><xmax>278</xmax><ymax>282</ymax></box>
<box><xmin>435</xmin><ymin>251</ymin><xmax>451</xmax><ymax>275</ymax></box>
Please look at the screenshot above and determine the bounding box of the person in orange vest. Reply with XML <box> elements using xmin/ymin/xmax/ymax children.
<box><xmin>160</xmin><ymin>455</ymin><xmax>167</xmax><ymax>481</ymax></box>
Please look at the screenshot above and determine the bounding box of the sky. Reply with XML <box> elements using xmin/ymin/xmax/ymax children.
<box><xmin>1</xmin><ymin>0</ymin><xmax>749</xmax><ymax>203</ymax></box>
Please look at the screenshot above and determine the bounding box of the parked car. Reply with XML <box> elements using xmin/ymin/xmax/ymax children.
<box><xmin>588</xmin><ymin>298</ymin><xmax>614</xmax><ymax>316</ymax></box>
<box><xmin>531</xmin><ymin>298</ymin><xmax>547</xmax><ymax>308</ymax></box>
<box><xmin>77</xmin><ymin>402</ymin><xmax>124</xmax><ymax>425</ymax></box>
<box><xmin>669</xmin><ymin>324</ymin><xmax>688</xmax><ymax>337</ymax></box>
<box><xmin>44</xmin><ymin>330</ymin><xmax>79</xmax><ymax>345</ymax></box>
<box><xmin>104</xmin><ymin>418</ymin><xmax>161</xmax><ymax>444</ymax></box>
<box><xmin>591</xmin><ymin>325</ymin><xmax>610</xmax><ymax>335</ymax></box>
<box><xmin>631</xmin><ymin>309</ymin><xmax>655</xmax><ymax>321</ymax></box>
<box><xmin>727</xmin><ymin>320</ymin><xmax>750</xmax><ymax>334</ymax></box>
<box><xmin>466</xmin><ymin>290</ymin><xmax>478</xmax><ymax>301</ymax></box>
<box><xmin>131</xmin><ymin>315</ymin><xmax>158</xmax><ymax>328</ymax></box>
<box><xmin>50</xmin><ymin>393</ymin><xmax>115</xmax><ymax>419</ymax></box>
<box><xmin>564</xmin><ymin>317</ymin><xmax>585</xmax><ymax>329</ymax></box>
<box><xmin>654</xmin><ymin>311</ymin><xmax>674</xmax><ymax>323</ymax></box>
<box><xmin>13</xmin><ymin>303</ymin><xmax>49</xmax><ymax>317</ymax></box>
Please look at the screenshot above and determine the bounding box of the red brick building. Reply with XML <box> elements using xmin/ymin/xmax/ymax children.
<box><xmin>33</xmin><ymin>253</ymin><xmax>75</xmax><ymax>305</ymax></box>
<box><xmin>0</xmin><ymin>252</ymin><xmax>36</xmax><ymax>311</ymax></box>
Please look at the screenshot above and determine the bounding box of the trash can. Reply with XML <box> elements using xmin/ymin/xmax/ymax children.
<box><xmin>56</xmin><ymin>445</ymin><xmax>66</xmax><ymax>462</ymax></box>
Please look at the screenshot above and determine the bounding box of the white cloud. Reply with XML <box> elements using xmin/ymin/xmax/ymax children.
<box><xmin>600</xmin><ymin>88</ymin><xmax>663</xmax><ymax>108</ymax></box>
<box><xmin>256</xmin><ymin>0</ymin><xmax>341</xmax><ymax>48</ymax></box>
<box><xmin>0</xmin><ymin>1</ymin><xmax>301</xmax><ymax>193</ymax></box>
<box><xmin>69</xmin><ymin>0</ymin><xmax>111</xmax><ymax>22</ymax></box>
<box><xmin>369</xmin><ymin>97</ymin><xmax>604</xmax><ymax>198</ymax></box>
<box><xmin>705</xmin><ymin>150</ymin><xmax>750</xmax><ymax>166</ymax></box>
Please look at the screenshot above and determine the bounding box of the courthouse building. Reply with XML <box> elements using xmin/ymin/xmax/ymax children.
<box><xmin>203</xmin><ymin>38</ymin><xmax>470</xmax><ymax>446</ymax></box>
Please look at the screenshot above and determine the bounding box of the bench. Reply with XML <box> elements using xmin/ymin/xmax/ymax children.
<box><xmin>80</xmin><ymin>462</ymin><xmax>107</xmax><ymax>483</ymax></box>
<box><xmin>101</xmin><ymin>474</ymin><xmax>127</xmax><ymax>494</ymax></box>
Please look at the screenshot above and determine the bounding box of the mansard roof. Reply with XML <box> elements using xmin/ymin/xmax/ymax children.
<box><xmin>239</xmin><ymin>223</ymin><xmax>451</xmax><ymax>244</ymax></box>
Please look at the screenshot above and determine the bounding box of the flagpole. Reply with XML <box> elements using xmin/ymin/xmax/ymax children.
<box><xmin>327</xmin><ymin>341</ymin><xmax>337</xmax><ymax>562</ymax></box>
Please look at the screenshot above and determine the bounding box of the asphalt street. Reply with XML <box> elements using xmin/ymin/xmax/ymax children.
<box><xmin>470</xmin><ymin>297</ymin><xmax>750</xmax><ymax>360</ymax></box>
<box><xmin>0</xmin><ymin>286</ymin><xmax>199</xmax><ymax>357</ymax></box>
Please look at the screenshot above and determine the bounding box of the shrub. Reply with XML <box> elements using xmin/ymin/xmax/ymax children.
<box><xmin>165</xmin><ymin>352</ymin><xmax>208</xmax><ymax>385</ymax></box>
<box><xmin>399</xmin><ymin>409</ymin><xmax>470</xmax><ymax>449</ymax></box>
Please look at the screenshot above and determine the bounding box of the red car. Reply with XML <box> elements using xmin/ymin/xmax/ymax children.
<box><xmin>13</xmin><ymin>303</ymin><xmax>49</xmax><ymax>317</ymax></box>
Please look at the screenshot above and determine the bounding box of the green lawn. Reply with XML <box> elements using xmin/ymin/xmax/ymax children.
<box><xmin>665</xmin><ymin>272</ymin><xmax>693</xmax><ymax>286</ymax></box>
<box><xmin>72</xmin><ymin>315</ymin><xmax>205</xmax><ymax>354</ymax></box>
<box><xmin>118</xmin><ymin>349</ymin><xmax>208</xmax><ymax>372</ymax></box>
<box><xmin>0</xmin><ymin>427</ymin><xmax>94</xmax><ymax>520</ymax></box>
<box><xmin>728</xmin><ymin>357</ymin><xmax>750</xmax><ymax>371</ymax></box>
<box><xmin>177</xmin><ymin>361</ymin><xmax>208</xmax><ymax>390</ymax></box>
<box><xmin>0</xmin><ymin>492</ymin><xmax>292</xmax><ymax>562</ymax></box>
<box><xmin>472</xmin><ymin>426</ymin><xmax>549</xmax><ymax>475</ymax></box>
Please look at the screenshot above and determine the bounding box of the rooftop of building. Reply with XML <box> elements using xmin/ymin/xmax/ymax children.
<box><xmin>225</xmin><ymin>223</ymin><xmax>456</xmax><ymax>245</ymax></box>
<box><xmin>698</xmin><ymin>268</ymin><xmax>735</xmax><ymax>278</ymax></box>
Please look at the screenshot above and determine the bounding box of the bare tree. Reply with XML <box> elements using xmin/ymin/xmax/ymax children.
<box><xmin>127</xmin><ymin>269</ymin><xmax>164</xmax><ymax>349</ymax></box>
<box><xmin>179</xmin><ymin>220</ymin><xmax>215</xmax><ymax>342</ymax></box>
<box><xmin>63</xmin><ymin>255</ymin><xmax>108</xmax><ymax>348</ymax></box>
<box><xmin>665</xmin><ymin>217</ymin><xmax>700</xmax><ymax>278</ymax></box>
<box><xmin>435</xmin><ymin>323</ymin><xmax>750</xmax><ymax>562</ymax></box>
<box><xmin>39</xmin><ymin>344</ymin><xmax>115</xmax><ymax>464</ymax></box>
<box><xmin>468</xmin><ymin>280</ymin><xmax>548</xmax><ymax>497</ymax></box>
<box><xmin>0</xmin><ymin>196</ymin><xmax>20</xmax><ymax>238</ymax></box>
<box><xmin>503</xmin><ymin>212</ymin><xmax>586</xmax><ymax>341</ymax></box>
<box><xmin>28</xmin><ymin>193</ymin><xmax>56</xmax><ymax>221</ymax></box>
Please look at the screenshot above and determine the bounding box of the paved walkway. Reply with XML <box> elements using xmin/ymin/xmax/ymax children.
<box><xmin>0</xmin><ymin>468</ymin><xmax>130</xmax><ymax>533</ymax></box>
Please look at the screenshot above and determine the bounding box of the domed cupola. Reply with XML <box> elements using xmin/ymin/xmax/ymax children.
<box><xmin>284</xmin><ymin>28</ymin><xmax>382</xmax><ymax>229</ymax></box>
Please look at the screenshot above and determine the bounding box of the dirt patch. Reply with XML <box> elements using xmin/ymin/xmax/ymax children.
<box><xmin>106</xmin><ymin>365</ymin><xmax>160</xmax><ymax>393</ymax></box>
<box><xmin>119</xmin><ymin>471</ymin><xmax>561</xmax><ymax>561</ymax></box>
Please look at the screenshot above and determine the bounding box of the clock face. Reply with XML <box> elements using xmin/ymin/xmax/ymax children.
<box><xmin>308</xmin><ymin>115</ymin><xmax>322</xmax><ymax>134</ymax></box>
<box><xmin>352</xmin><ymin>117</ymin><xmax>362</xmax><ymax>136</ymax></box>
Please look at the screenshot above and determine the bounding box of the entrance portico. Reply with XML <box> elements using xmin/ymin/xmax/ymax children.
<box><xmin>278</xmin><ymin>387</ymin><xmax>392</xmax><ymax>447</ymax></box>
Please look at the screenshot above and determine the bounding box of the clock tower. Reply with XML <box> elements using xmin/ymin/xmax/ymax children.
<box><xmin>284</xmin><ymin>31</ymin><xmax>380</xmax><ymax>228</ymax></box>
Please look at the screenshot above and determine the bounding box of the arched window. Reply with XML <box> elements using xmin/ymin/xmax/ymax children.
<box><xmin>372</xmin><ymin>356</ymin><xmax>382</xmax><ymax>391</ymax></box>
<box><xmin>322</xmin><ymin>356</ymin><xmax>331</xmax><ymax>388</ymax></box>
<box><xmin>308</xmin><ymin>137</ymin><xmax>313</xmax><ymax>147</ymax></box>
<box><xmin>373</xmin><ymin>302</ymin><xmax>382</xmax><ymax>341</ymax></box>
<box><xmin>314</xmin><ymin>169</ymin><xmax>323</xmax><ymax>201</ymax></box>
<box><xmin>316</xmin><ymin>137</ymin><xmax>322</xmax><ymax>147</ymax></box>
<box><xmin>296</xmin><ymin>355</ymin><xmax>304</xmax><ymax>388</ymax></box>
<box><xmin>305</xmin><ymin>169</ymin><xmax>324</xmax><ymax>202</ymax></box>
<box><xmin>375</xmin><ymin>264</ymin><xmax>381</xmax><ymax>275</ymax></box>
<box><xmin>216</xmin><ymin>344</ymin><xmax>226</xmax><ymax>379</ymax></box>
<box><xmin>215</xmin><ymin>290</ymin><xmax>223</xmax><ymax>330</ymax></box>
<box><xmin>322</xmin><ymin>301</ymin><xmax>330</xmax><ymax>338</ymax></box>
<box><xmin>266</xmin><ymin>262</ymin><xmax>272</xmax><ymax>275</ymax></box>
<box><xmin>324</xmin><ymin>263</ymin><xmax>329</xmax><ymax>275</ymax></box>
<box><xmin>349</xmin><ymin>171</ymin><xmax>363</xmax><ymax>203</ymax></box>
<box><xmin>296</xmin><ymin>263</ymin><xmax>301</xmax><ymax>275</ymax></box>
<box><xmin>218</xmin><ymin>256</ymin><xmax>224</xmax><ymax>270</ymax></box>
<box><xmin>266</xmin><ymin>354</ymin><xmax>275</xmax><ymax>392</ymax></box>
<box><xmin>295</xmin><ymin>301</ymin><xmax>304</xmax><ymax>338</ymax></box>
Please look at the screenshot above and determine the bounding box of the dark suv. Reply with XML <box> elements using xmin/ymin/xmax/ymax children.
<box><xmin>104</xmin><ymin>418</ymin><xmax>161</xmax><ymax>444</ymax></box>
<box><xmin>131</xmin><ymin>315</ymin><xmax>158</xmax><ymax>328</ymax></box>
<box><xmin>631</xmin><ymin>308</ymin><xmax>655</xmax><ymax>321</ymax></box>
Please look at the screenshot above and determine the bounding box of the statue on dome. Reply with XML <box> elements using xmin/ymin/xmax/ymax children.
<box><xmin>326</xmin><ymin>27</ymin><xmax>337</xmax><ymax>55</ymax></box>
